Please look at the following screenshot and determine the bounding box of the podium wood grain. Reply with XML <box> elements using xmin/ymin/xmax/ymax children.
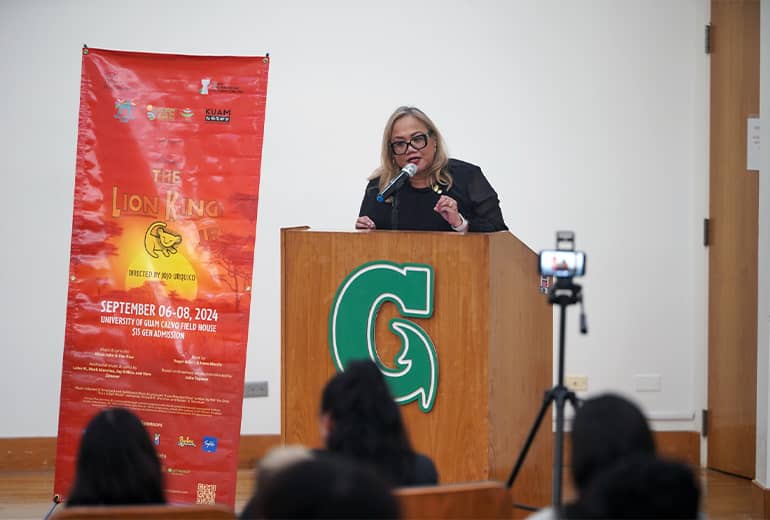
<box><xmin>281</xmin><ymin>228</ymin><xmax>552</xmax><ymax>507</ymax></box>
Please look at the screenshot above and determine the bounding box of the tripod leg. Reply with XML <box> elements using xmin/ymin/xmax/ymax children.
<box><xmin>551</xmin><ymin>387</ymin><xmax>582</xmax><ymax>513</ymax></box>
<box><xmin>506</xmin><ymin>390</ymin><xmax>555</xmax><ymax>488</ymax></box>
<box><xmin>553</xmin><ymin>388</ymin><xmax>569</xmax><ymax>514</ymax></box>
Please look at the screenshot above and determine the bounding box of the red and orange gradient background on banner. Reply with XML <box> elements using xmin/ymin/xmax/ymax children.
<box><xmin>54</xmin><ymin>48</ymin><xmax>269</xmax><ymax>507</ymax></box>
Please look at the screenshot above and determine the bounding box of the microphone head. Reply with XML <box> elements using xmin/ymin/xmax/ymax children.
<box><xmin>403</xmin><ymin>163</ymin><xmax>418</xmax><ymax>177</ymax></box>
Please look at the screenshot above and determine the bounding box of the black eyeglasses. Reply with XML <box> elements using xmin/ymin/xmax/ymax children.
<box><xmin>390</xmin><ymin>133</ymin><xmax>430</xmax><ymax>156</ymax></box>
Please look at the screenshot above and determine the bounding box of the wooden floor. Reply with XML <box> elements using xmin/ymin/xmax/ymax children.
<box><xmin>0</xmin><ymin>467</ymin><xmax>755</xmax><ymax>519</ymax></box>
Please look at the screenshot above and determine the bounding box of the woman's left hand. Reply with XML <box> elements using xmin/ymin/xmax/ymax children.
<box><xmin>434</xmin><ymin>195</ymin><xmax>463</xmax><ymax>228</ymax></box>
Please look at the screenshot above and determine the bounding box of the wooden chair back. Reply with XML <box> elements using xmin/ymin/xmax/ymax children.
<box><xmin>395</xmin><ymin>481</ymin><xmax>511</xmax><ymax>519</ymax></box>
<box><xmin>52</xmin><ymin>503</ymin><xmax>235</xmax><ymax>519</ymax></box>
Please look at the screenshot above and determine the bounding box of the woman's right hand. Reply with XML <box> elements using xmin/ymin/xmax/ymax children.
<box><xmin>355</xmin><ymin>216</ymin><xmax>376</xmax><ymax>230</ymax></box>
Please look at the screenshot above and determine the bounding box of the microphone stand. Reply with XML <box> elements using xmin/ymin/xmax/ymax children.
<box><xmin>43</xmin><ymin>495</ymin><xmax>62</xmax><ymax>520</ymax></box>
<box><xmin>391</xmin><ymin>191</ymin><xmax>400</xmax><ymax>230</ymax></box>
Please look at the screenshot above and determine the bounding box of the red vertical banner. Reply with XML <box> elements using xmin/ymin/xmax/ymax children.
<box><xmin>54</xmin><ymin>48</ymin><xmax>269</xmax><ymax>507</ymax></box>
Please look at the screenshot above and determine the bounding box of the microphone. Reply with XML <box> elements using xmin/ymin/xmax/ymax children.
<box><xmin>376</xmin><ymin>163</ymin><xmax>418</xmax><ymax>202</ymax></box>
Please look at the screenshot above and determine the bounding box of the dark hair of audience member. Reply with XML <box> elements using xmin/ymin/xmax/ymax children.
<box><xmin>320</xmin><ymin>359</ymin><xmax>419</xmax><ymax>486</ymax></box>
<box><xmin>569</xmin><ymin>393</ymin><xmax>656</xmax><ymax>495</ymax></box>
<box><xmin>66</xmin><ymin>407</ymin><xmax>166</xmax><ymax>506</ymax></box>
<box><xmin>575</xmin><ymin>454</ymin><xmax>701</xmax><ymax>519</ymax></box>
<box><xmin>248</xmin><ymin>453</ymin><xmax>400</xmax><ymax>519</ymax></box>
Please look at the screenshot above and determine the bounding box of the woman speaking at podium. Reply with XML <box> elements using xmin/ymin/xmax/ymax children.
<box><xmin>356</xmin><ymin>106</ymin><xmax>508</xmax><ymax>232</ymax></box>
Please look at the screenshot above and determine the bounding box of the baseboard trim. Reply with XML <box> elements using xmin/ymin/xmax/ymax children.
<box><xmin>0</xmin><ymin>434</ymin><xmax>282</xmax><ymax>472</ymax></box>
<box><xmin>560</xmin><ymin>430</ymin><xmax>699</xmax><ymax>467</ymax></box>
<box><xmin>752</xmin><ymin>480</ymin><xmax>770</xmax><ymax>518</ymax></box>
<box><xmin>653</xmin><ymin>431</ymin><xmax>700</xmax><ymax>466</ymax></box>
<box><xmin>0</xmin><ymin>437</ymin><xmax>57</xmax><ymax>471</ymax></box>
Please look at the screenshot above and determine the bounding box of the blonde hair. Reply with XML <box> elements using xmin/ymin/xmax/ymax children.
<box><xmin>257</xmin><ymin>445</ymin><xmax>313</xmax><ymax>488</ymax></box>
<box><xmin>370</xmin><ymin>106</ymin><xmax>452</xmax><ymax>193</ymax></box>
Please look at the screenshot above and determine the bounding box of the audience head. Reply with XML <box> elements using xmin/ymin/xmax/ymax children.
<box><xmin>570</xmin><ymin>393</ymin><xmax>656</xmax><ymax>494</ymax></box>
<box><xmin>249</xmin><ymin>452</ymin><xmax>400</xmax><ymax>519</ymax></box>
<box><xmin>240</xmin><ymin>445</ymin><xmax>315</xmax><ymax>519</ymax></box>
<box><xmin>577</xmin><ymin>454</ymin><xmax>701</xmax><ymax>518</ymax></box>
<box><xmin>256</xmin><ymin>445</ymin><xmax>314</xmax><ymax>488</ymax></box>
<box><xmin>319</xmin><ymin>358</ymin><xmax>415</xmax><ymax>485</ymax></box>
<box><xmin>67</xmin><ymin>407</ymin><xmax>165</xmax><ymax>506</ymax></box>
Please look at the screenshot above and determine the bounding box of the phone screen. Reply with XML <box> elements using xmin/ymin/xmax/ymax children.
<box><xmin>539</xmin><ymin>250</ymin><xmax>586</xmax><ymax>278</ymax></box>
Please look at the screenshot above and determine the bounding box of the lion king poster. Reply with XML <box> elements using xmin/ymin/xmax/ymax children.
<box><xmin>53</xmin><ymin>47</ymin><xmax>269</xmax><ymax>507</ymax></box>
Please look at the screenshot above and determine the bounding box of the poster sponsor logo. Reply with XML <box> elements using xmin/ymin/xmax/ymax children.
<box><xmin>146</xmin><ymin>105</ymin><xmax>194</xmax><ymax>122</ymax></box>
<box><xmin>205</xmin><ymin>108</ymin><xmax>231</xmax><ymax>124</ymax></box>
<box><xmin>177</xmin><ymin>436</ymin><xmax>197</xmax><ymax>448</ymax></box>
<box><xmin>202</xmin><ymin>436</ymin><xmax>218</xmax><ymax>453</ymax></box>
<box><xmin>199</xmin><ymin>78</ymin><xmax>243</xmax><ymax>94</ymax></box>
<box><xmin>114</xmin><ymin>99</ymin><xmax>137</xmax><ymax>123</ymax></box>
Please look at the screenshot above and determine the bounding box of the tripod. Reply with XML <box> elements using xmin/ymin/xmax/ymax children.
<box><xmin>506</xmin><ymin>276</ymin><xmax>587</xmax><ymax>514</ymax></box>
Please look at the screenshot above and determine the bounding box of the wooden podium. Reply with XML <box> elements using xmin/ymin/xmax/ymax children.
<box><xmin>281</xmin><ymin>228</ymin><xmax>552</xmax><ymax>506</ymax></box>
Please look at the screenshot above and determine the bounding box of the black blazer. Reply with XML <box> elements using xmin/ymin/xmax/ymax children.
<box><xmin>359</xmin><ymin>158</ymin><xmax>508</xmax><ymax>232</ymax></box>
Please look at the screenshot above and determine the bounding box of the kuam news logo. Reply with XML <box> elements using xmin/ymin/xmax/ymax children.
<box><xmin>205</xmin><ymin>108</ymin><xmax>231</xmax><ymax>124</ymax></box>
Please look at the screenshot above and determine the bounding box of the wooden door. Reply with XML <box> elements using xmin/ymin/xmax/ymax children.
<box><xmin>707</xmin><ymin>0</ymin><xmax>759</xmax><ymax>478</ymax></box>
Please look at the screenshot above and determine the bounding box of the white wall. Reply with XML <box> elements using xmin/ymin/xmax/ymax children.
<box><xmin>0</xmin><ymin>0</ymin><xmax>708</xmax><ymax>437</ymax></box>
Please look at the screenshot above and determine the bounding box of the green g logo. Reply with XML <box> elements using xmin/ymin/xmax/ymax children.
<box><xmin>328</xmin><ymin>261</ymin><xmax>439</xmax><ymax>412</ymax></box>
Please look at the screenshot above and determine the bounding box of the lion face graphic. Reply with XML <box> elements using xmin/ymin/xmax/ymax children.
<box><xmin>144</xmin><ymin>221</ymin><xmax>182</xmax><ymax>258</ymax></box>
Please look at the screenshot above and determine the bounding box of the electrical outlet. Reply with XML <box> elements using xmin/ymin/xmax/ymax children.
<box><xmin>565</xmin><ymin>375</ymin><xmax>588</xmax><ymax>392</ymax></box>
<box><xmin>244</xmin><ymin>381</ymin><xmax>268</xmax><ymax>398</ymax></box>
